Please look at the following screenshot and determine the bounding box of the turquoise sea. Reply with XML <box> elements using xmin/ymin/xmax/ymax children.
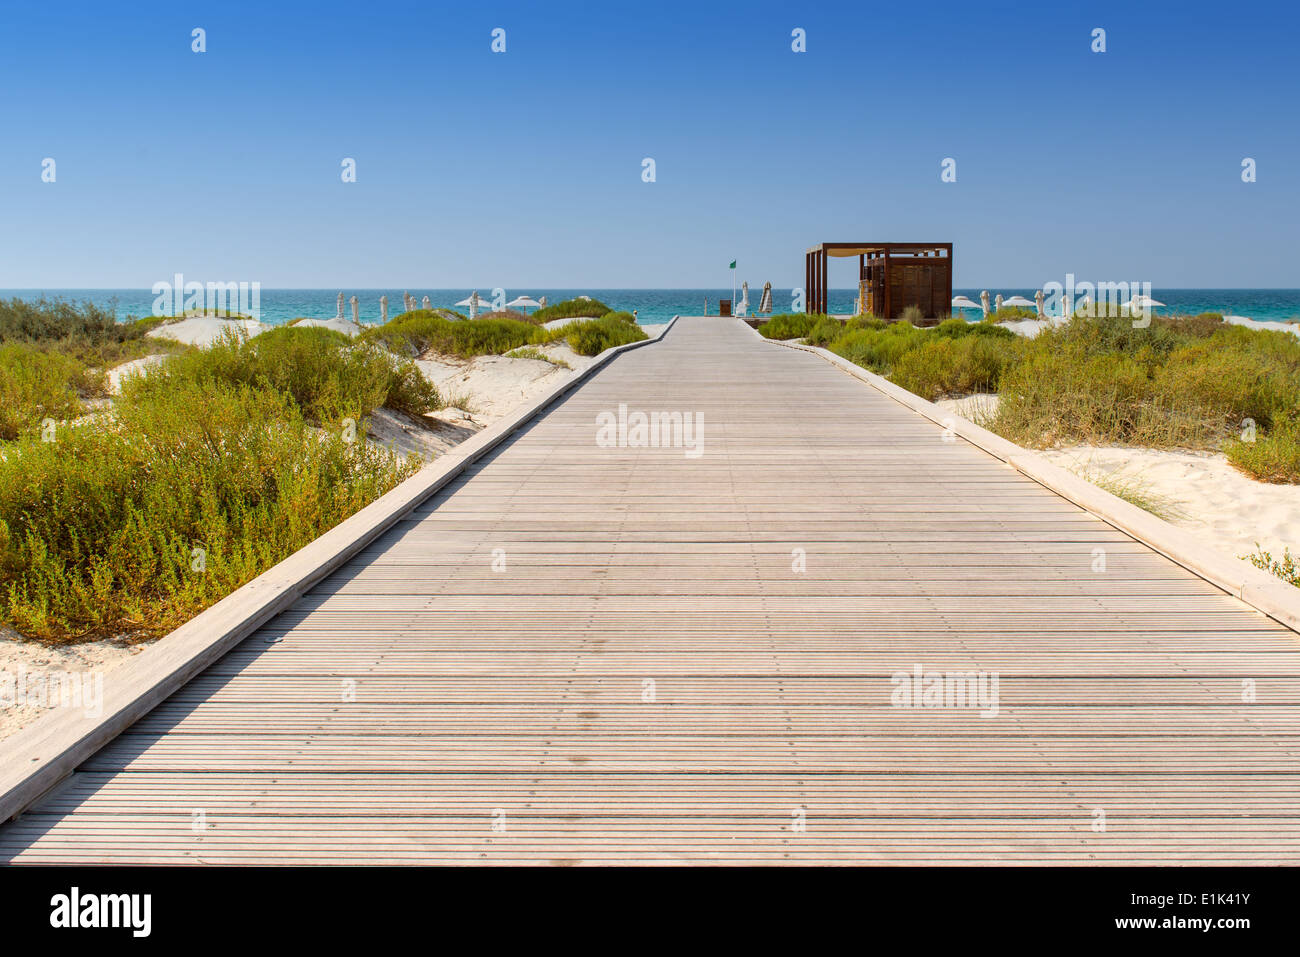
<box><xmin>3</xmin><ymin>288</ymin><xmax>1299</xmax><ymax>327</ymax></box>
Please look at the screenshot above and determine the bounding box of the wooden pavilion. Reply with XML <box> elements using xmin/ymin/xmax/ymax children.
<box><xmin>806</xmin><ymin>242</ymin><xmax>952</xmax><ymax>320</ymax></box>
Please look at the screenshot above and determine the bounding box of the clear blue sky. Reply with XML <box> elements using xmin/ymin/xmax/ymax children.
<box><xmin>1</xmin><ymin>0</ymin><xmax>1296</xmax><ymax>289</ymax></box>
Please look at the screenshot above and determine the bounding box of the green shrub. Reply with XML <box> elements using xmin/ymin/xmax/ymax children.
<box><xmin>991</xmin><ymin>351</ymin><xmax>1154</xmax><ymax>447</ymax></box>
<box><xmin>931</xmin><ymin>318</ymin><xmax>1017</xmax><ymax>341</ymax></box>
<box><xmin>900</xmin><ymin>305</ymin><xmax>925</xmax><ymax>325</ymax></box>
<box><xmin>805</xmin><ymin>316</ymin><xmax>844</xmax><ymax>347</ymax></box>
<box><xmin>0</xmin><ymin>296</ymin><xmax>121</xmax><ymax>344</ymax></box>
<box><xmin>845</xmin><ymin>315</ymin><xmax>885</xmax><ymax>332</ymax></box>
<box><xmin>1047</xmin><ymin>313</ymin><xmax>1188</xmax><ymax>363</ymax></box>
<box><xmin>1153</xmin><ymin>312</ymin><xmax>1223</xmax><ymax>338</ymax></box>
<box><xmin>0</xmin><ymin>343</ymin><xmax>99</xmax><ymax>440</ymax></box>
<box><xmin>1152</xmin><ymin>342</ymin><xmax>1294</xmax><ymax>433</ymax></box>
<box><xmin>132</xmin><ymin>325</ymin><xmax>439</xmax><ymax>425</ymax></box>
<box><xmin>366</xmin><ymin>311</ymin><xmax>541</xmax><ymax>359</ymax></box>
<box><xmin>0</xmin><ymin>297</ymin><xmax>182</xmax><ymax>367</ymax></box>
<box><xmin>0</xmin><ymin>378</ymin><xmax>421</xmax><ymax>643</ymax></box>
<box><xmin>1226</xmin><ymin>418</ymin><xmax>1300</xmax><ymax>483</ymax></box>
<box><xmin>531</xmin><ymin>297</ymin><xmax>613</xmax><ymax>322</ymax></box>
<box><xmin>555</xmin><ymin>314</ymin><xmax>648</xmax><ymax>355</ymax></box>
<box><xmin>827</xmin><ymin>322</ymin><xmax>925</xmax><ymax>372</ymax></box>
<box><xmin>758</xmin><ymin>313</ymin><xmax>821</xmax><ymax>340</ymax></box>
<box><xmin>890</xmin><ymin>339</ymin><xmax>960</xmax><ymax>400</ymax></box>
<box><xmin>890</xmin><ymin>335</ymin><xmax>1014</xmax><ymax>400</ymax></box>
<box><xmin>812</xmin><ymin>300</ymin><xmax>1300</xmax><ymax>479</ymax></box>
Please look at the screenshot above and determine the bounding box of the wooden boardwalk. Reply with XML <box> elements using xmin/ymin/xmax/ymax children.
<box><xmin>5</xmin><ymin>316</ymin><xmax>1300</xmax><ymax>864</ymax></box>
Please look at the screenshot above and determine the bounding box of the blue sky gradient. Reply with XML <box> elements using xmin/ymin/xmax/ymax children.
<box><xmin>1</xmin><ymin>0</ymin><xmax>1296</xmax><ymax>288</ymax></box>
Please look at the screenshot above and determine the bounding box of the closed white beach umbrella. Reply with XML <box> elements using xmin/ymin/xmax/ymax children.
<box><xmin>759</xmin><ymin>281</ymin><xmax>773</xmax><ymax>314</ymax></box>
<box><xmin>455</xmin><ymin>292</ymin><xmax>483</xmax><ymax>318</ymax></box>
<box><xmin>979</xmin><ymin>290</ymin><xmax>991</xmax><ymax>317</ymax></box>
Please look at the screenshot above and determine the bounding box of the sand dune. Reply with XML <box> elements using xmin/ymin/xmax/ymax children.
<box><xmin>146</xmin><ymin>316</ymin><xmax>265</xmax><ymax>346</ymax></box>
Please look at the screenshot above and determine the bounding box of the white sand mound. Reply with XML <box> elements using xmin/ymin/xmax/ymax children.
<box><xmin>147</xmin><ymin>316</ymin><xmax>265</xmax><ymax>347</ymax></box>
<box><xmin>1039</xmin><ymin>445</ymin><xmax>1300</xmax><ymax>566</ymax></box>
<box><xmin>416</xmin><ymin>343</ymin><xmax>592</xmax><ymax>423</ymax></box>
<box><xmin>1224</xmin><ymin>315</ymin><xmax>1300</xmax><ymax>338</ymax></box>
<box><xmin>364</xmin><ymin>407</ymin><xmax>483</xmax><ymax>460</ymax></box>
<box><xmin>996</xmin><ymin>318</ymin><xmax>1060</xmax><ymax>338</ymax></box>
<box><xmin>106</xmin><ymin>354</ymin><xmax>171</xmax><ymax>394</ymax></box>
<box><xmin>291</xmin><ymin>317</ymin><xmax>367</xmax><ymax>337</ymax></box>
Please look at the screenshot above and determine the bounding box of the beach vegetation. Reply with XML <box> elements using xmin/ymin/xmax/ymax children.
<box><xmin>0</xmin><ymin>377</ymin><xmax>419</xmax><ymax>643</ymax></box>
<box><xmin>816</xmin><ymin>311</ymin><xmax>1300</xmax><ymax>480</ymax></box>
<box><xmin>758</xmin><ymin>313</ymin><xmax>823</xmax><ymax>340</ymax></box>
<box><xmin>0</xmin><ymin>343</ymin><xmax>101</xmax><ymax>440</ymax></box>
<box><xmin>366</xmin><ymin>310</ymin><xmax>542</xmax><ymax>359</ymax></box>
<box><xmin>548</xmin><ymin>312</ymin><xmax>647</xmax><ymax>355</ymax></box>
<box><xmin>805</xmin><ymin>315</ymin><xmax>846</xmax><ymax>347</ymax></box>
<box><xmin>132</xmin><ymin>325</ymin><xmax>440</xmax><ymax>425</ymax></box>
<box><xmin>531</xmin><ymin>297</ymin><xmax>613</xmax><ymax>322</ymax></box>
<box><xmin>1244</xmin><ymin>546</ymin><xmax>1300</xmax><ymax>588</ymax></box>
<box><xmin>1226</xmin><ymin>417</ymin><xmax>1300</xmax><ymax>483</ymax></box>
<box><xmin>506</xmin><ymin>346</ymin><xmax>571</xmax><ymax>368</ymax></box>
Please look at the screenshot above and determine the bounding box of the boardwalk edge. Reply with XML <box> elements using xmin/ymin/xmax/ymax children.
<box><xmin>0</xmin><ymin>319</ymin><xmax>677</xmax><ymax>823</ymax></box>
<box><xmin>754</xmin><ymin>322</ymin><xmax>1300</xmax><ymax>636</ymax></box>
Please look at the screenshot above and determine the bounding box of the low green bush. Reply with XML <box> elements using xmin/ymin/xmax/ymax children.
<box><xmin>366</xmin><ymin>311</ymin><xmax>541</xmax><ymax>359</ymax></box>
<box><xmin>0</xmin><ymin>296</ymin><xmax>180</xmax><ymax>367</ymax></box>
<box><xmin>131</xmin><ymin>325</ymin><xmax>439</xmax><ymax>425</ymax></box>
<box><xmin>1226</xmin><ymin>418</ymin><xmax>1300</xmax><ymax>483</ymax></box>
<box><xmin>1152</xmin><ymin>341</ymin><xmax>1294</xmax><ymax>432</ymax></box>
<box><xmin>890</xmin><ymin>335</ymin><xmax>1015</xmax><ymax>400</ymax></box>
<box><xmin>990</xmin><ymin>351</ymin><xmax>1155</xmax><ymax>447</ymax></box>
<box><xmin>827</xmin><ymin>321</ymin><xmax>925</xmax><ymax>372</ymax></box>
<box><xmin>531</xmin><ymin>297</ymin><xmax>613</xmax><ymax>322</ymax></box>
<box><xmin>554</xmin><ymin>313</ymin><xmax>648</xmax><ymax>355</ymax></box>
<box><xmin>0</xmin><ymin>343</ymin><xmax>99</xmax><ymax>440</ymax></box>
<box><xmin>0</xmin><ymin>378</ymin><xmax>420</xmax><ymax>643</ymax></box>
<box><xmin>759</xmin><ymin>313</ymin><xmax>822</xmax><ymax>340</ymax></box>
<box><xmin>805</xmin><ymin>316</ymin><xmax>844</xmax><ymax>347</ymax></box>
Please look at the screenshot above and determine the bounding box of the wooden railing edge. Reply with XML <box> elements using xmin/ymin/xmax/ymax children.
<box><xmin>0</xmin><ymin>318</ymin><xmax>677</xmax><ymax>823</ymax></box>
<box><xmin>753</xmin><ymin>323</ymin><xmax>1300</xmax><ymax>636</ymax></box>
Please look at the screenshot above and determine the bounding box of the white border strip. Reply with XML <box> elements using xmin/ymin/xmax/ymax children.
<box><xmin>0</xmin><ymin>318</ymin><xmax>677</xmax><ymax>822</ymax></box>
<box><xmin>751</xmin><ymin>322</ymin><xmax>1300</xmax><ymax>635</ymax></box>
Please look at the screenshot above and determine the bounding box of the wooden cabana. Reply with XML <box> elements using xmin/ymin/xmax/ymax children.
<box><xmin>806</xmin><ymin>242</ymin><xmax>952</xmax><ymax>320</ymax></box>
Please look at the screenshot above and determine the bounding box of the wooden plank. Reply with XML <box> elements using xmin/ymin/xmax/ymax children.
<box><xmin>0</xmin><ymin>321</ymin><xmax>677</xmax><ymax>824</ymax></box>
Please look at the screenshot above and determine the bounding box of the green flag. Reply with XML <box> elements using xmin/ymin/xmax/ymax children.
<box><xmin>729</xmin><ymin>260</ymin><xmax>736</xmax><ymax>269</ymax></box>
